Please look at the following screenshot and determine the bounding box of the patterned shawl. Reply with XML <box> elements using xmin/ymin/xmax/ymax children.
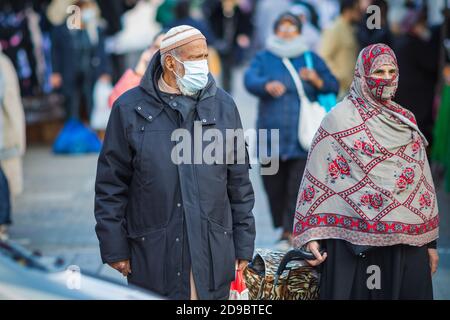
<box><xmin>293</xmin><ymin>44</ymin><xmax>439</xmax><ymax>248</ymax></box>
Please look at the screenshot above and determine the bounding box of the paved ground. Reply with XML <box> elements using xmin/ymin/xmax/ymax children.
<box><xmin>8</xmin><ymin>67</ymin><xmax>450</xmax><ymax>299</ymax></box>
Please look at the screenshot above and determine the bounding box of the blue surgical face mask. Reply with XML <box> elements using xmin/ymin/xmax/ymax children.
<box><xmin>171</xmin><ymin>55</ymin><xmax>209</xmax><ymax>95</ymax></box>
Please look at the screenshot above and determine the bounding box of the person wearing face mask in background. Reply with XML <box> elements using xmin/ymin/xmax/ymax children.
<box><xmin>49</xmin><ymin>0</ymin><xmax>111</xmax><ymax>121</ymax></box>
<box><xmin>293</xmin><ymin>44</ymin><xmax>439</xmax><ymax>300</ymax></box>
<box><xmin>95</xmin><ymin>25</ymin><xmax>256</xmax><ymax>300</ymax></box>
<box><xmin>244</xmin><ymin>13</ymin><xmax>338</xmax><ymax>251</ymax></box>
<box><xmin>392</xmin><ymin>4</ymin><xmax>440</xmax><ymax>145</ymax></box>
<box><xmin>108</xmin><ymin>30</ymin><xmax>167</xmax><ymax>108</ymax></box>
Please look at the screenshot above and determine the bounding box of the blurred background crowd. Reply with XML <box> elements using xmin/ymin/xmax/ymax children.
<box><xmin>0</xmin><ymin>0</ymin><xmax>450</xmax><ymax>297</ymax></box>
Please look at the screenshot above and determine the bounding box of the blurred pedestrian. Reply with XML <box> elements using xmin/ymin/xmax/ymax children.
<box><xmin>95</xmin><ymin>25</ymin><xmax>255</xmax><ymax>300</ymax></box>
<box><xmin>167</xmin><ymin>0</ymin><xmax>216</xmax><ymax>44</ymax></box>
<box><xmin>0</xmin><ymin>51</ymin><xmax>26</xmax><ymax>239</ymax></box>
<box><xmin>293</xmin><ymin>44</ymin><xmax>439</xmax><ymax>300</ymax></box>
<box><xmin>49</xmin><ymin>0</ymin><xmax>111</xmax><ymax>121</ymax></box>
<box><xmin>431</xmin><ymin>5</ymin><xmax>450</xmax><ymax>191</ymax></box>
<box><xmin>108</xmin><ymin>31</ymin><xmax>166</xmax><ymax>107</ymax></box>
<box><xmin>244</xmin><ymin>12</ymin><xmax>338</xmax><ymax>250</ymax></box>
<box><xmin>253</xmin><ymin>0</ymin><xmax>292</xmax><ymax>50</ymax></box>
<box><xmin>155</xmin><ymin>0</ymin><xmax>178</xmax><ymax>28</ymax></box>
<box><xmin>392</xmin><ymin>5</ymin><xmax>440</xmax><ymax>144</ymax></box>
<box><xmin>208</xmin><ymin>0</ymin><xmax>253</xmax><ymax>93</ymax></box>
<box><xmin>290</xmin><ymin>3</ymin><xmax>322</xmax><ymax>53</ymax></box>
<box><xmin>303</xmin><ymin>0</ymin><xmax>340</xmax><ymax>30</ymax></box>
<box><xmin>357</xmin><ymin>0</ymin><xmax>392</xmax><ymax>48</ymax></box>
<box><xmin>0</xmin><ymin>0</ymin><xmax>40</xmax><ymax>96</ymax></box>
<box><xmin>167</xmin><ymin>0</ymin><xmax>223</xmax><ymax>78</ymax></box>
<box><xmin>320</xmin><ymin>0</ymin><xmax>362</xmax><ymax>98</ymax></box>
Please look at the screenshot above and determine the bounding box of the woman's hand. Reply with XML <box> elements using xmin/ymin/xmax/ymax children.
<box><xmin>300</xmin><ymin>68</ymin><xmax>324</xmax><ymax>90</ymax></box>
<box><xmin>265</xmin><ymin>80</ymin><xmax>286</xmax><ymax>97</ymax></box>
<box><xmin>428</xmin><ymin>248</ymin><xmax>439</xmax><ymax>276</ymax></box>
<box><xmin>304</xmin><ymin>240</ymin><xmax>327</xmax><ymax>267</ymax></box>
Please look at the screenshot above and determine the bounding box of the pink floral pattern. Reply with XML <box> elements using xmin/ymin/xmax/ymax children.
<box><xmin>419</xmin><ymin>192</ymin><xmax>432</xmax><ymax>210</ymax></box>
<box><xmin>328</xmin><ymin>161</ymin><xmax>340</xmax><ymax>180</ymax></box>
<box><xmin>370</xmin><ymin>194</ymin><xmax>384</xmax><ymax>209</ymax></box>
<box><xmin>401</xmin><ymin>167</ymin><xmax>415</xmax><ymax>184</ymax></box>
<box><xmin>396</xmin><ymin>176</ymin><xmax>407</xmax><ymax>190</ymax></box>
<box><xmin>360</xmin><ymin>194</ymin><xmax>371</xmax><ymax>206</ymax></box>
<box><xmin>353</xmin><ymin>140</ymin><xmax>363</xmax><ymax>150</ymax></box>
<box><xmin>300</xmin><ymin>185</ymin><xmax>316</xmax><ymax>204</ymax></box>
<box><xmin>336</xmin><ymin>156</ymin><xmax>351</xmax><ymax>175</ymax></box>
<box><xmin>395</xmin><ymin>167</ymin><xmax>415</xmax><ymax>193</ymax></box>
<box><xmin>359</xmin><ymin>192</ymin><xmax>384</xmax><ymax>210</ymax></box>
<box><xmin>327</xmin><ymin>155</ymin><xmax>351</xmax><ymax>182</ymax></box>
<box><xmin>353</xmin><ymin>138</ymin><xmax>375</xmax><ymax>157</ymax></box>
<box><xmin>411</xmin><ymin>139</ymin><xmax>421</xmax><ymax>156</ymax></box>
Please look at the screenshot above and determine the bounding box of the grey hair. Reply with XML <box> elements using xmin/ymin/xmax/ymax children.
<box><xmin>160</xmin><ymin>47</ymin><xmax>182</xmax><ymax>69</ymax></box>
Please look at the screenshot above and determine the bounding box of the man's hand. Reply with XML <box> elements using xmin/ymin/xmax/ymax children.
<box><xmin>108</xmin><ymin>259</ymin><xmax>131</xmax><ymax>277</ymax></box>
<box><xmin>265</xmin><ymin>80</ymin><xmax>286</xmax><ymax>98</ymax></box>
<box><xmin>236</xmin><ymin>259</ymin><xmax>249</xmax><ymax>271</ymax></box>
<box><xmin>50</xmin><ymin>73</ymin><xmax>62</xmax><ymax>89</ymax></box>
<box><xmin>304</xmin><ymin>240</ymin><xmax>327</xmax><ymax>267</ymax></box>
<box><xmin>428</xmin><ymin>248</ymin><xmax>439</xmax><ymax>276</ymax></box>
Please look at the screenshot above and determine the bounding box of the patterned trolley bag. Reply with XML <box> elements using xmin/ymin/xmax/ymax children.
<box><xmin>243</xmin><ymin>248</ymin><xmax>320</xmax><ymax>300</ymax></box>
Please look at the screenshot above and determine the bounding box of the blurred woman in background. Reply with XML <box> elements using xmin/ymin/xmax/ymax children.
<box><xmin>244</xmin><ymin>12</ymin><xmax>338</xmax><ymax>250</ymax></box>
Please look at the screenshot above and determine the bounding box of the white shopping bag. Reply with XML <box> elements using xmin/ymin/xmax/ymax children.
<box><xmin>90</xmin><ymin>79</ymin><xmax>113</xmax><ymax>130</ymax></box>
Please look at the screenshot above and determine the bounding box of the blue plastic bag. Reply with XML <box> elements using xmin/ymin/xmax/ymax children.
<box><xmin>53</xmin><ymin>118</ymin><xmax>102</xmax><ymax>154</ymax></box>
<box><xmin>304</xmin><ymin>51</ymin><xmax>337</xmax><ymax>112</ymax></box>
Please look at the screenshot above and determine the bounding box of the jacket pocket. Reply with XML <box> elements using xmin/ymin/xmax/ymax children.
<box><xmin>207</xmin><ymin>219</ymin><xmax>235</xmax><ymax>291</ymax></box>
<box><xmin>127</xmin><ymin>228</ymin><xmax>167</xmax><ymax>295</ymax></box>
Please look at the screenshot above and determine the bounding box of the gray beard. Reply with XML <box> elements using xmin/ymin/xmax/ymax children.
<box><xmin>176</xmin><ymin>77</ymin><xmax>198</xmax><ymax>96</ymax></box>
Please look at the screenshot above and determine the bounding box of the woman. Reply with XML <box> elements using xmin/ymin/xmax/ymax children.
<box><xmin>293</xmin><ymin>43</ymin><xmax>439</xmax><ymax>299</ymax></box>
<box><xmin>244</xmin><ymin>12</ymin><xmax>338</xmax><ymax>250</ymax></box>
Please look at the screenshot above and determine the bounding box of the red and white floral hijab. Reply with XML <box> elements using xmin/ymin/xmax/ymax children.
<box><xmin>293</xmin><ymin>44</ymin><xmax>439</xmax><ymax>248</ymax></box>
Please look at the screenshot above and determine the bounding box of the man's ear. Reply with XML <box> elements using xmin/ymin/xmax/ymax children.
<box><xmin>165</xmin><ymin>55</ymin><xmax>175</xmax><ymax>72</ymax></box>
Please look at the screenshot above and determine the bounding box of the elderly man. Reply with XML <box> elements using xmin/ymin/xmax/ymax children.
<box><xmin>94</xmin><ymin>25</ymin><xmax>256</xmax><ymax>300</ymax></box>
